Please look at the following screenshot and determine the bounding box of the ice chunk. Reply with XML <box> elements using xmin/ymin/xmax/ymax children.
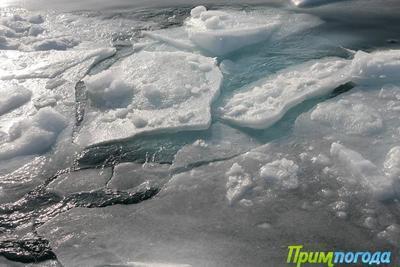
<box><xmin>32</xmin><ymin>37</ymin><xmax>79</xmax><ymax>51</ymax></box>
<box><xmin>292</xmin><ymin>0</ymin><xmax>338</xmax><ymax>7</ymax></box>
<box><xmin>47</xmin><ymin>168</ymin><xmax>112</xmax><ymax>197</ymax></box>
<box><xmin>28</xmin><ymin>24</ymin><xmax>45</xmax><ymax>36</ymax></box>
<box><xmin>226</xmin><ymin>162</ymin><xmax>253</xmax><ymax>204</ymax></box>
<box><xmin>76</xmin><ymin>50</ymin><xmax>222</xmax><ymax>146</ymax></box>
<box><xmin>384</xmin><ymin>146</ymin><xmax>400</xmax><ymax>179</ymax></box>
<box><xmin>0</xmin><ymin>83</ymin><xmax>32</xmax><ymax>116</ymax></box>
<box><xmin>0</xmin><ymin>108</ymin><xmax>67</xmax><ymax>161</ymax></box>
<box><xmin>259</xmin><ymin>158</ymin><xmax>299</xmax><ymax>190</ymax></box>
<box><xmin>27</xmin><ymin>14</ymin><xmax>44</xmax><ymax>24</ymax></box>
<box><xmin>85</xmin><ymin>69</ymin><xmax>133</xmax><ymax>109</ymax></box>
<box><xmin>220</xmin><ymin>58</ymin><xmax>351</xmax><ymax>129</ymax></box>
<box><xmin>0</xmin><ymin>35</ymin><xmax>19</xmax><ymax>49</ymax></box>
<box><xmin>350</xmin><ymin>50</ymin><xmax>400</xmax><ymax>85</ymax></box>
<box><xmin>0</xmin><ymin>24</ymin><xmax>16</xmax><ymax>37</ymax></box>
<box><xmin>310</xmin><ymin>99</ymin><xmax>383</xmax><ymax>135</ymax></box>
<box><xmin>330</xmin><ymin>142</ymin><xmax>393</xmax><ymax>199</ymax></box>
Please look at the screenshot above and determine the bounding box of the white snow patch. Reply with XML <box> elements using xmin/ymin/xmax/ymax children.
<box><xmin>85</xmin><ymin>69</ymin><xmax>133</xmax><ymax>109</ymax></box>
<box><xmin>0</xmin><ymin>108</ymin><xmax>67</xmax><ymax>161</ymax></box>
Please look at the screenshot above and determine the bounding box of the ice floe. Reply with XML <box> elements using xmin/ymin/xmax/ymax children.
<box><xmin>144</xmin><ymin>6</ymin><xmax>322</xmax><ymax>56</ymax></box>
<box><xmin>221</xmin><ymin>49</ymin><xmax>400</xmax><ymax>130</ymax></box>
<box><xmin>76</xmin><ymin>50</ymin><xmax>222</xmax><ymax>146</ymax></box>
<box><xmin>220</xmin><ymin>57</ymin><xmax>351</xmax><ymax>129</ymax></box>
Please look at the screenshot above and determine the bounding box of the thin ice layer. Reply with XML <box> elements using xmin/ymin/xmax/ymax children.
<box><xmin>221</xmin><ymin>49</ymin><xmax>400</xmax><ymax>130</ymax></box>
<box><xmin>75</xmin><ymin>50</ymin><xmax>222</xmax><ymax>146</ymax></box>
<box><xmin>0</xmin><ymin>48</ymin><xmax>115</xmax><ymax>80</ymax></box>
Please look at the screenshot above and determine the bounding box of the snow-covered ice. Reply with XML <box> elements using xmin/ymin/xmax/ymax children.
<box><xmin>76</xmin><ymin>50</ymin><xmax>223</xmax><ymax>146</ymax></box>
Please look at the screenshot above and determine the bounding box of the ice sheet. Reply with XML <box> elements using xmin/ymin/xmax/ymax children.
<box><xmin>75</xmin><ymin>50</ymin><xmax>223</xmax><ymax>146</ymax></box>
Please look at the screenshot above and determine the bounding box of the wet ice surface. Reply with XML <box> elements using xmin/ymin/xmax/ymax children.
<box><xmin>1</xmin><ymin>1</ymin><xmax>400</xmax><ymax>266</ymax></box>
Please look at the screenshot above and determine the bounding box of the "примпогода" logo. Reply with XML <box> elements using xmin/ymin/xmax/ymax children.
<box><xmin>287</xmin><ymin>245</ymin><xmax>392</xmax><ymax>267</ymax></box>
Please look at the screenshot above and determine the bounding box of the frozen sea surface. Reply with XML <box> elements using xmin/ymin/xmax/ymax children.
<box><xmin>1</xmin><ymin>0</ymin><xmax>400</xmax><ymax>266</ymax></box>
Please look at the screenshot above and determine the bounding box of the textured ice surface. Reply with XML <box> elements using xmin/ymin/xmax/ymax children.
<box><xmin>76</xmin><ymin>50</ymin><xmax>222</xmax><ymax>146</ymax></box>
<box><xmin>0</xmin><ymin>107</ymin><xmax>67</xmax><ymax>161</ymax></box>
<box><xmin>144</xmin><ymin>6</ymin><xmax>322</xmax><ymax>56</ymax></box>
<box><xmin>310</xmin><ymin>98</ymin><xmax>384</xmax><ymax>135</ymax></box>
<box><xmin>0</xmin><ymin>82</ymin><xmax>32</xmax><ymax>115</ymax></box>
<box><xmin>384</xmin><ymin>146</ymin><xmax>400</xmax><ymax>179</ymax></box>
<box><xmin>259</xmin><ymin>158</ymin><xmax>299</xmax><ymax>190</ymax></box>
<box><xmin>350</xmin><ymin>50</ymin><xmax>400</xmax><ymax>85</ymax></box>
<box><xmin>38</xmin><ymin>141</ymin><xmax>394</xmax><ymax>266</ymax></box>
<box><xmin>330</xmin><ymin>142</ymin><xmax>394</xmax><ymax>199</ymax></box>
